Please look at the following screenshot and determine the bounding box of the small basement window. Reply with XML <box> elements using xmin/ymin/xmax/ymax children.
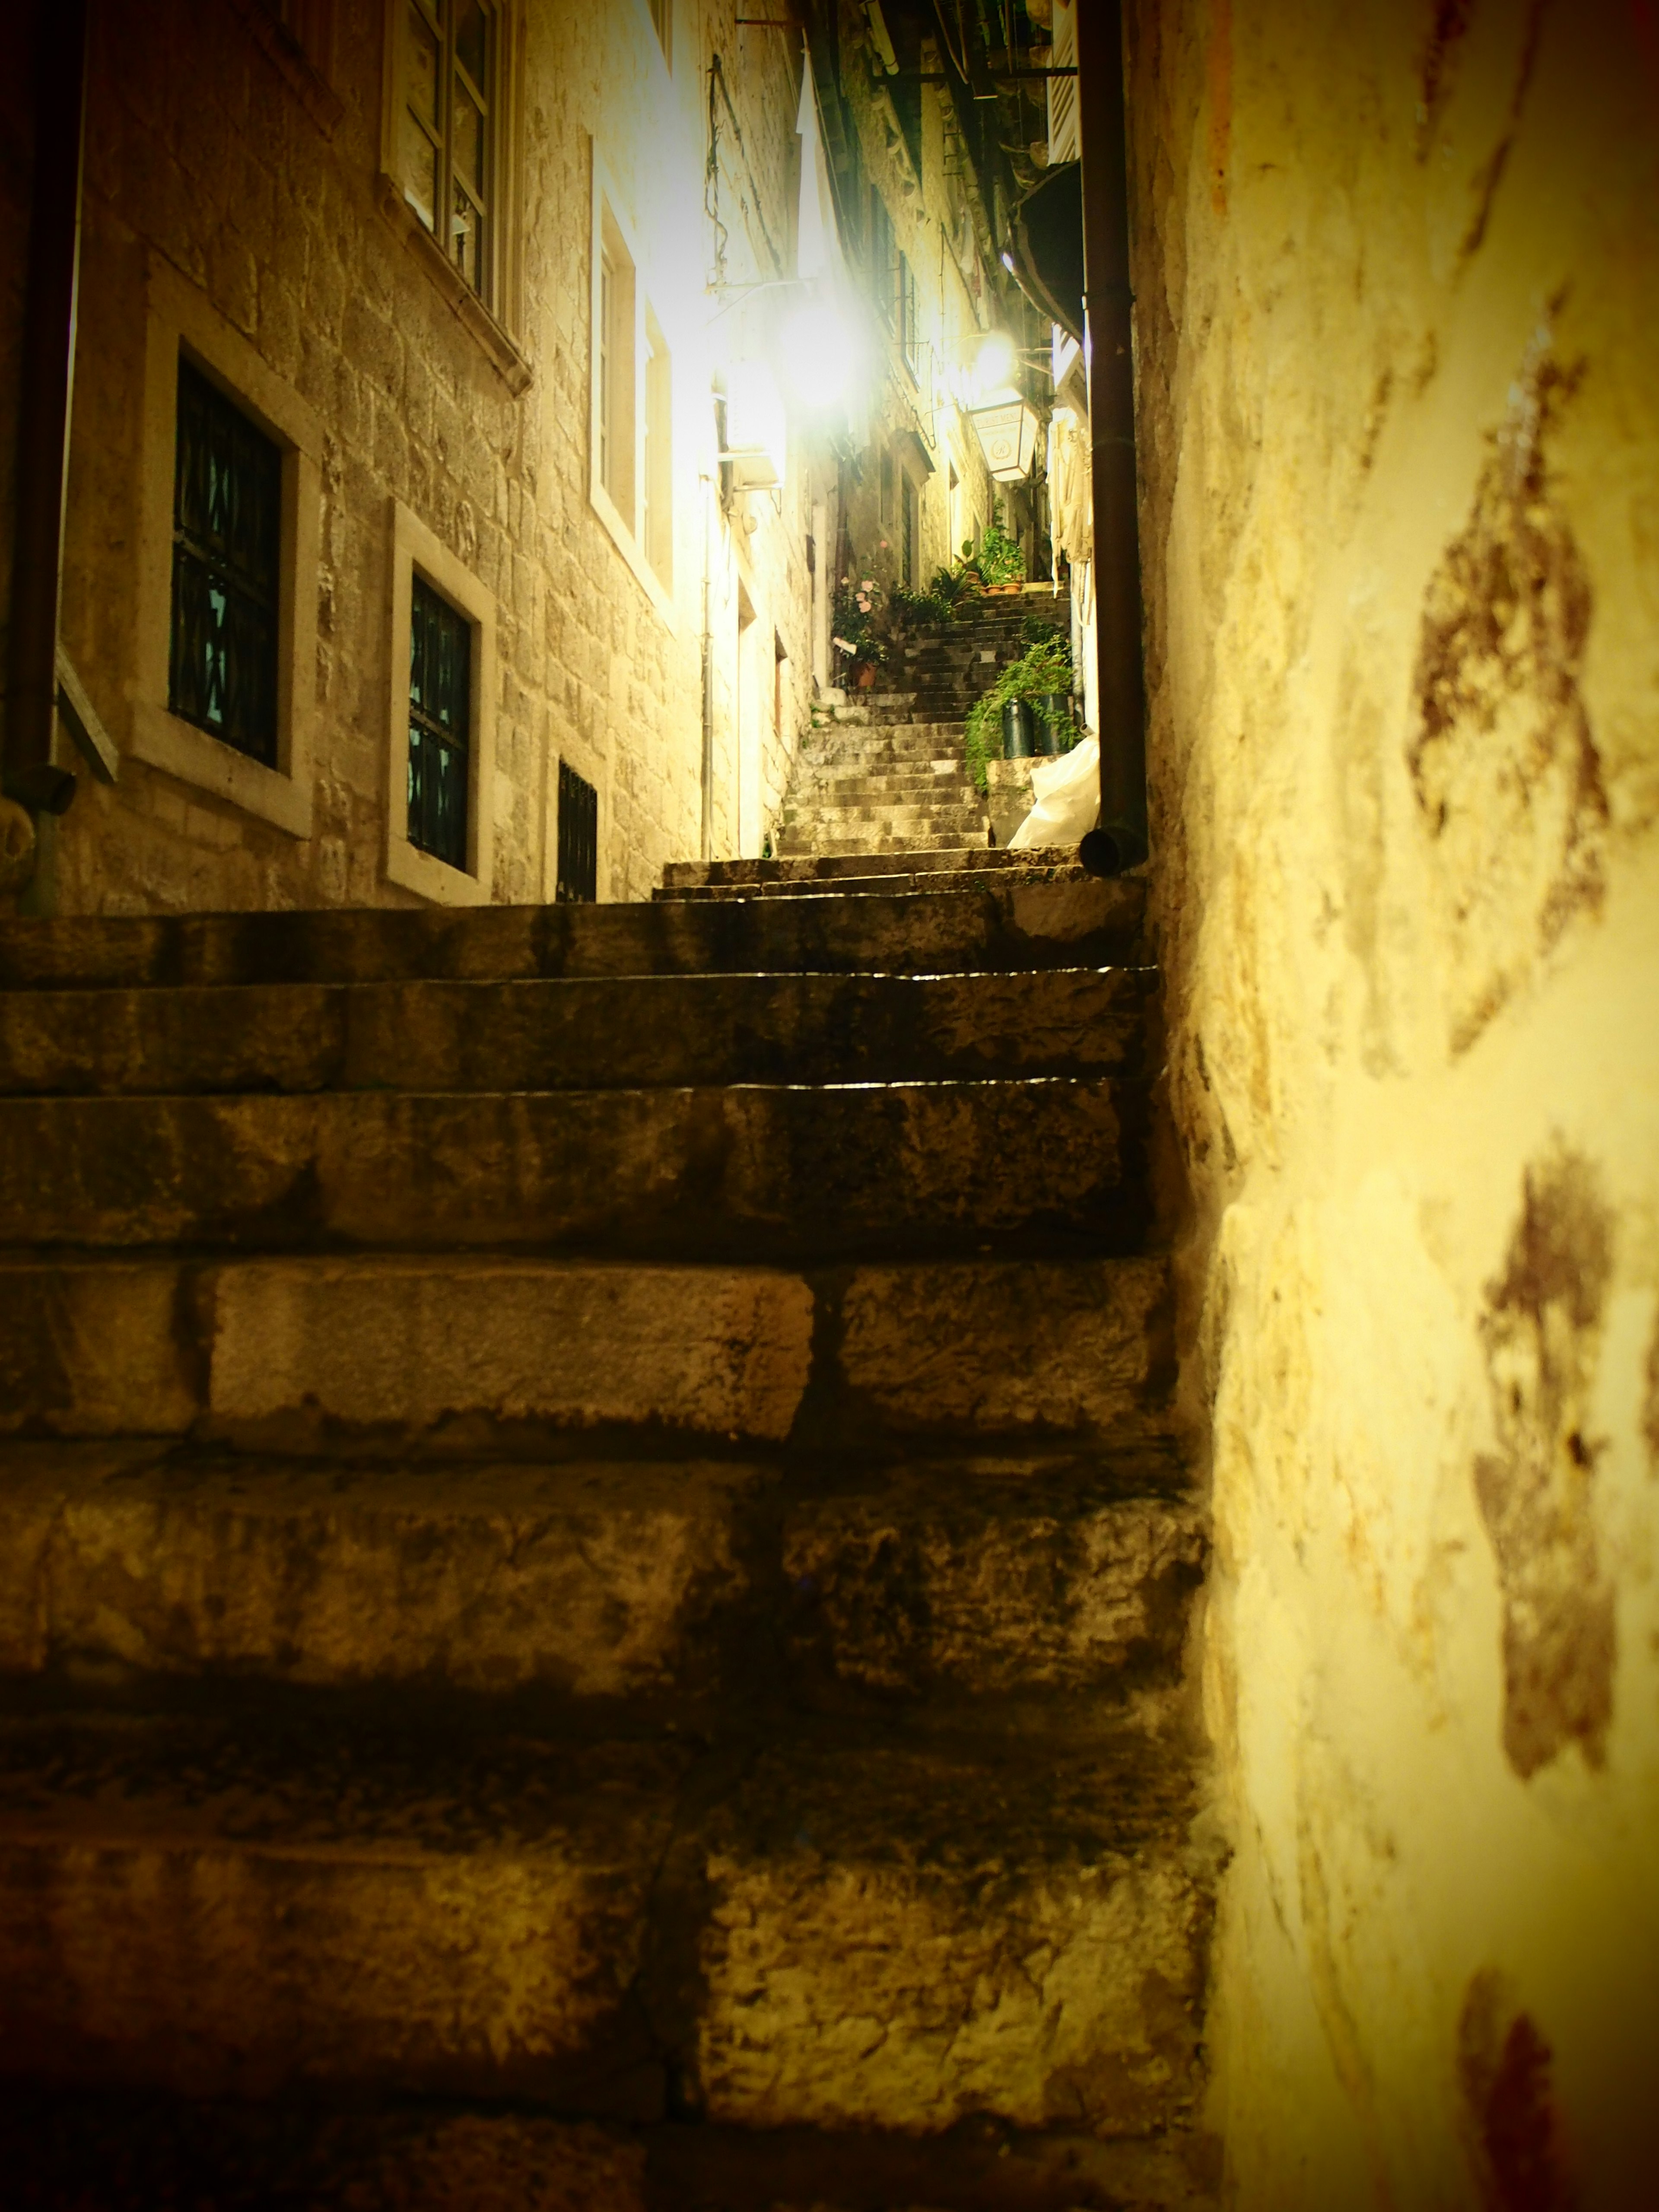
<box><xmin>169</xmin><ymin>357</ymin><xmax>283</xmax><ymax>766</ymax></box>
<box><xmin>407</xmin><ymin>575</ymin><xmax>472</xmax><ymax>871</ymax></box>
<box><xmin>557</xmin><ymin>760</ymin><xmax>598</xmax><ymax>902</ymax></box>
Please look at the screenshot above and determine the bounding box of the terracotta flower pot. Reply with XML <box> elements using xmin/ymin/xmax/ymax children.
<box><xmin>856</xmin><ymin>662</ymin><xmax>878</xmax><ymax>690</ymax></box>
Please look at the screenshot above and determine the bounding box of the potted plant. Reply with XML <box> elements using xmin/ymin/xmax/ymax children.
<box><xmin>832</xmin><ymin>575</ymin><xmax>887</xmax><ymax>688</ymax></box>
<box><xmin>963</xmin><ymin>624</ymin><xmax>1073</xmax><ymax>791</ymax></box>
<box><xmin>974</xmin><ymin>513</ymin><xmax>1026</xmax><ymax>592</ymax></box>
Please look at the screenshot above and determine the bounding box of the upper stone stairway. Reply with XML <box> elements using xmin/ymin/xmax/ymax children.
<box><xmin>773</xmin><ymin>591</ymin><xmax>1065</xmax><ymax>859</ymax></box>
<box><xmin>0</xmin><ymin>866</ymin><xmax>1214</xmax><ymax>2209</ymax></box>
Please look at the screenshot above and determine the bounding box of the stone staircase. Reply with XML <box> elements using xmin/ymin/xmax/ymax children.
<box><xmin>775</xmin><ymin>593</ymin><xmax>1068</xmax><ymax>859</ymax></box>
<box><xmin>0</xmin><ymin>867</ymin><xmax>1215</xmax><ymax>2209</ymax></box>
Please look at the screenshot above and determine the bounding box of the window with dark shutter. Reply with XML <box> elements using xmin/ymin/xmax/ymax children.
<box><xmin>557</xmin><ymin>760</ymin><xmax>598</xmax><ymax>902</ymax></box>
<box><xmin>407</xmin><ymin>575</ymin><xmax>472</xmax><ymax>871</ymax></box>
<box><xmin>169</xmin><ymin>358</ymin><xmax>283</xmax><ymax>767</ymax></box>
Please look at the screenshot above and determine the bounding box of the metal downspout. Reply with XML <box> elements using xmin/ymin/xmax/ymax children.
<box><xmin>1074</xmin><ymin>0</ymin><xmax>1149</xmax><ymax>875</ymax></box>
<box><xmin>701</xmin><ymin>472</ymin><xmax>715</xmax><ymax>862</ymax></box>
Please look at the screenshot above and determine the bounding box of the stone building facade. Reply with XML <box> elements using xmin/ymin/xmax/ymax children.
<box><xmin>0</xmin><ymin>0</ymin><xmax>1012</xmax><ymax>918</ymax></box>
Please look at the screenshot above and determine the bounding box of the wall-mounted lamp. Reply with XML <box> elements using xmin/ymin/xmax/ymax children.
<box><xmin>968</xmin><ymin>394</ymin><xmax>1041</xmax><ymax>483</ymax></box>
<box><xmin>720</xmin><ymin>358</ymin><xmax>787</xmax><ymax>490</ymax></box>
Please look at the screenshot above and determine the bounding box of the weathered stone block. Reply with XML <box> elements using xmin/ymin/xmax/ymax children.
<box><xmin>0</xmin><ymin>1081</ymin><xmax>1142</xmax><ymax>1259</ymax></box>
<box><xmin>0</xmin><ymin>1445</ymin><xmax>763</xmax><ymax>1698</ymax></box>
<box><xmin>839</xmin><ymin>1258</ymin><xmax>1173</xmax><ymax>1439</ymax></box>
<box><xmin>694</xmin><ymin>1743</ymin><xmax>1208</xmax><ymax>2138</ymax></box>
<box><xmin>0</xmin><ymin>1716</ymin><xmax>682</xmax><ymax>2107</ymax></box>
<box><xmin>208</xmin><ymin>1259</ymin><xmax>814</xmax><ymax>1446</ymax></box>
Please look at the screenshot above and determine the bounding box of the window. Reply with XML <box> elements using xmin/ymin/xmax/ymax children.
<box><xmin>597</xmin><ymin>212</ymin><xmax>636</xmax><ymax>521</ymax></box>
<box><xmin>556</xmin><ymin>761</ymin><xmax>598</xmax><ymax>902</ymax></box>
<box><xmin>590</xmin><ymin>164</ymin><xmax>675</xmax><ymax>621</ymax></box>
<box><xmin>647</xmin><ymin>0</ymin><xmax>671</xmax><ymax>67</ymax></box>
<box><xmin>897</xmin><ymin>250</ymin><xmax>920</xmax><ymax>377</ymax></box>
<box><xmin>901</xmin><ymin>472</ymin><xmax>918</xmax><ymax>588</ymax></box>
<box><xmin>400</xmin><ymin>0</ymin><xmax>497</xmax><ymax>305</ymax></box>
<box><xmin>870</xmin><ymin>191</ymin><xmax>896</xmax><ymax>328</ymax></box>
<box><xmin>385</xmin><ymin>498</ymin><xmax>497</xmax><ymax>906</ymax></box>
<box><xmin>879</xmin><ymin>448</ymin><xmax>894</xmax><ymax>530</ymax></box>
<box><xmin>133</xmin><ymin>254</ymin><xmax>321</xmax><ymax>840</ymax></box>
<box><xmin>169</xmin><ymin>360</ymin><xmax>283</xmax><ymax>768</ymax></box>
<box><xmin>407</xmin><ymin>576</ymin><xmax>471</xmax><ymax>870</ymax></box>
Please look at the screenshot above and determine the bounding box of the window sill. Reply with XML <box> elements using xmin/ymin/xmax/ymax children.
<box><xmin>130</xmin><ymin>706</ymin><xmax>315</xmax><ymax>839</ymax></box>
<box><xmin>386</xmin><ymin>836</ymin><xmax>491</xmax><ymax>906</ymax></box>
<box><xmin>376</xmin><ymin>179</ymin><xmax>534</xmax><ymax>397</ymax></box>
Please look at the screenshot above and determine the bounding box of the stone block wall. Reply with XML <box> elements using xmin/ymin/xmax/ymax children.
<box><xmin>1133</xmin><ymin>0</ymin><xmax>1659</xmax><ymax>2200</ymax></box>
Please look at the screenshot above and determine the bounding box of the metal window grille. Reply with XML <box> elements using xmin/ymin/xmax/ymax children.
<box><xmin>556</xmin><ymin>760</ymin><xmax>598</xmax><ymax>902</ymax></box>
<box><xmin>169</xmin><ymin>358</ymin><xmax>282</xmax><ymax>766</ymax></box>
<box><xmin>401</xmin><ymin>0</ymin><xmax>495</xmax><ymax>305</ymax></box>
<box><xmin>407</xmin><ymin>575</ymin><xmax>471</xmax><ymax>871</ymax></box>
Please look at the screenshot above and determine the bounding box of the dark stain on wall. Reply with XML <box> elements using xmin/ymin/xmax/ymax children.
<box><xmin>1644</xmin><ymin>1303</ymin><xmax>1659</xmax><ymax>1471</ymax></box>
<box><xmin>1460</xmin><ymin>0</ymin><xmax>1547</xmax><ymax>258</ymax></box>
<box><xmin>1417</xmin><ymin>0</ymin><xmax>1475</xmax><ymax>157</ymax></box>
<box><xmin>1458</xmin><ymin>1969</ymin><xmax>1577</xmax><ymax>2211</ymax></box>
<box><xmin>1474</xmin><ymin>1146</ymin><xmax>1615</xmax><ymax>1778</ymax></box>
<box><xmin>1408</xmin><ymin>328</ymin><xmax>1606</xmax><ymax>1052</ymax></box>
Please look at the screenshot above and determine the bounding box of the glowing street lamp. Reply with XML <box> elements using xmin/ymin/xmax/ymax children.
<box><xmin>969</xmin><ymin>394</ymin><xmax>1042</xmax><ymax>483</ymax></box>
<box><xmin>779</xmin><ymin>299</ymin><xmax>863</xmax><ymax>414</ymax></box>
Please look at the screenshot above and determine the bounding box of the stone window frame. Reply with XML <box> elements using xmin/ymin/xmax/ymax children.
<box><xmin>377</xmin><ymin>0</ymin><xmax>532</xmax><ymax>397</ymax></box>
<box><xmin>384</xmin><ymin>497</ymin><xmax>498</xmax><ymax>907</ymax></box>
<box><xmin>132</xmin><ymin>253</ymin><xmax>321</xmax><ymax>840</ymax></box>
<box><xmin>588</xmin><ymin>149</ymin><xmax>677</xmax><ymax>630</ymax></box>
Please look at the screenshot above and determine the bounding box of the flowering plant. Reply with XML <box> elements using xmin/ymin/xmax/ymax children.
<box><xmin>831</xmin><ymin>575</ymin><xmax>887</xmax><ymax>669</ymax></box>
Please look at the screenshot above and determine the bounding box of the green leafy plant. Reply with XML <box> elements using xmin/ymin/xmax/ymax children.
<box><xmin>974</xmin><ymin>511</ymin><xmax>1026</xmax><ymax>588</ymax></box>
<box><xmin>930</xmin><ymin>561</ymin><xmax>981</xmax><ymax>617</ymax></box>
<box><xmin>888</xmin><ymin>583</ymin><xmax>953</xmax><ymax>630</ymax></box>
<box><xmin>963</xmin><ymin>628</ymin><xmax>1074</xmax><ymax>793</ymax></box>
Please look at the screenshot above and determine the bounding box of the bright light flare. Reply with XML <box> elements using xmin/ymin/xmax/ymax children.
<box><xmin>780</xmin><ymin>302</ymin><xmax>861</xmax><ymax>412</ymax></box>
<box><xmin>973</xmin><ymin>329</ymin><xmax>1017</xmax><ymax>397</ymax></box>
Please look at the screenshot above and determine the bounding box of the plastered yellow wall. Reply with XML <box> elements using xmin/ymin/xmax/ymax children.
<box><xmin>1131</xmin><ymin>0</ymin><xmax>1659</xmax><ymax>2201</ymax></box>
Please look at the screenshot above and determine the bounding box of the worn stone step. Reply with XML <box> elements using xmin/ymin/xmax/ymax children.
<box><xmin>0</xmin><ymin>1440</ymin><xmax>1200</xmax><ymax>1710</ymax></box>
<box><xmin>795</xmin><ymin>772</ymin><xmax>966</xmax><ymax>797</ymax></box>
<box><xmin>0</xmin><ymin>1711</ymin><xmax>1210</xmax><ymax>2135</ymax></box>
<box><xmin>775</xmin><ymin>836</ymin><xmax>989</xmax><ymax>859</ymax></box>
<box><xmin>0</xmin><ymin>967</ymin><xmax>1154</xmax><ymax>1098</ymax></box>
<box><xmin>0</xmin><ymin>1709</ymin><xmax>684</xmax><ymax>2109</ymax></box>
<box><xmin>671</xmin><ymin>862</ymin><xmax>1096</xmax><ymax>902</ymax></box>
<box><xmin>660</xmin><ymin>848</ymin><xmax>1085</xmax><ymax>888</ymax></box>
<box><xmin>0</xmin><ymin>1252</ymin><xmax>1173</xmax><ymax>1451</ymax></box>
<box><xmin>0</xmin><ymin>2090</ymin><xmax>1222</xmax><ymax>2212</ymax></box>
<box><xmin>0</xmin><ymin>879</ymin><xmax>1141</xmax><ymax>988</ymax></box>
<box><xmin>0</xmin><ymin>1078</ymin><xmax>1148</xmax><ymax>1260</ymax></box>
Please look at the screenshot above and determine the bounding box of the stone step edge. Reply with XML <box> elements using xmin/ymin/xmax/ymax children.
<box><xmin>0</xmin><ymin>1440</ymin><xmax>1202</xmax><ymax>1707</ymax></box>
<box><xmin>0</xmin><ymin>1712</ymin><xmax>1211</xmax><ymax>2131</ymax></box>
<box><xmin>0</xmin><ymin>1250</ymin><xmax>1175</xmax><ymax>1450</ymax></box>
<box><xmin>0</xmin><ymin>2094</ymin><xmax>1222</xmax><ymax>2212</ymax></box>
<box><xmin>661</xmin><ymin>845</ymin><xmax>1077</xmax><ymax>888</ymax></box>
